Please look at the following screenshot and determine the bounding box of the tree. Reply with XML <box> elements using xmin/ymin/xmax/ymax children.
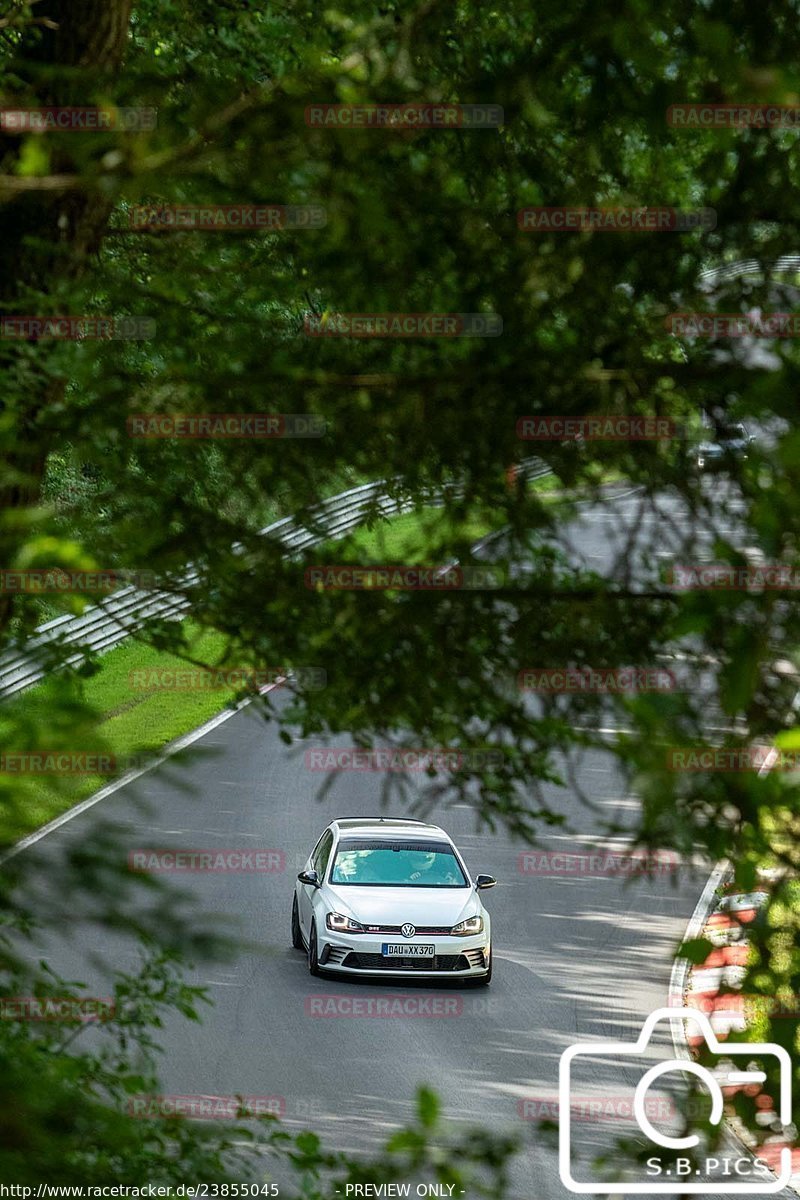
<box><xmin>3</xmin><ymin>0</ymin><xmax>800</xmax><ymax>1184</ymax></box>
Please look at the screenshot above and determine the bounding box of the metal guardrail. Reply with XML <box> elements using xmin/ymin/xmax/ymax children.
<box><xmin>0</xmin><ymin>458</ymin><xmax>551</xmax><ymax>699</ymax></box>
<box><xmin>699</xmin><ymin>255</ymin><xmax>800</xmax><ymax>288</ymax></box>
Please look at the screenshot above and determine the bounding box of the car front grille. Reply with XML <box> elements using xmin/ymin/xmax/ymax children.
<box><xmin>342</xmin><ymin>952</ymin><xmax>468</xmax><ymax>972</ymax></box>
<box><xmin>360</xmin><ymin>925</ymin><xmax>453</xmax><ymax>936</ymax></box>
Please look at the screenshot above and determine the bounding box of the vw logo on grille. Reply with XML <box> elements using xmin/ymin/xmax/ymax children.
<box><xmin>401</xmin><ymin>923</ymin><xmax>416</xmax><ymax>939</ymax></box>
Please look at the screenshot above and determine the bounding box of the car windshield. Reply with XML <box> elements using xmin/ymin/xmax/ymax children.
<box><xmin>329</xmin><ymin>838</ymin><xmax>468</xmax><ymax>887</ymax></box>
<box><xmin>717</xmin><ymin>424</ymin><xmax>746</xmax><ymax>441</ymax></box>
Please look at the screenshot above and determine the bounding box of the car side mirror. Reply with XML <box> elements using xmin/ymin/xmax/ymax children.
<box><xmin>476</xmin><ymin>874</ymin><xmax>496</xmax><ymax>890</ymax></box>
<box><xmin>297</xmin><ymin>869</ymin><xmax>320</xmax><ymax>887</ymax></box>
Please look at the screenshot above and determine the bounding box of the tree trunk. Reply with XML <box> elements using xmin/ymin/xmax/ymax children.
<box><xmin>0</xmin><ymin>0</ymin><xmax>133</xmax><ymax>632</ymax></box>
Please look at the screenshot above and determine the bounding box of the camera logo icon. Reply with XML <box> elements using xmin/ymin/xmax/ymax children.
<box><xmin>559</xmin><ymin>1006</ymin><xmax>792</xmax><ymax>1193</ymax></box>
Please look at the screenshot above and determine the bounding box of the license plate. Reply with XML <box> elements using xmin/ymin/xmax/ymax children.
<box><xmin>381</xmin><ymin>943</ymin><xmax>435</xmax><ymax>957</ymax></box>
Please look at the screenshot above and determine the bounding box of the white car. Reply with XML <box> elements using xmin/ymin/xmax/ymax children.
<box><xmin>291</xmin><ymin>818</ymin><xmax>495</xmax><ymax>983</ymax></box>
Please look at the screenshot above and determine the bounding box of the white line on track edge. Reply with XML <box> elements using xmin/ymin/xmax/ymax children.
<box><xmin>1</xmin><ymin>683</ymin><xmax>281</xmax><ymax>864</ymax></box>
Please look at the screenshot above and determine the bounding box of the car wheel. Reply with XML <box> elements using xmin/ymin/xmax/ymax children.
<box><xmin>308</xmin><ymin>919</ymin><xmax>321</xmax><ymax>976</ymax></box>
<box><xmin>291</xmin><ymin>894</ymin><xmax>304</xmax><ymax>950</ymax></box>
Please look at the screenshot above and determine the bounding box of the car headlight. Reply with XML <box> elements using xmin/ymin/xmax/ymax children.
<box><xmin>451</xmin><ymin>915</ymin><xmax>484</xmax><ymax>936</ymax></box>
<box><xmin>326</xmin><ymin>912</ymin><xmax>366</xmax><ymax>934</ymax></box>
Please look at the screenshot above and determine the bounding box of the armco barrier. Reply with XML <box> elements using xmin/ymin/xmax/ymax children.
<box><xmin>698</xmin><ymin>255</ymin><xmax>800</xmax><ymax>289</ymax></box>
<box><xmin>0</xmin><ymin>458</ymin><xmax>551</xmax><ymax>699</ymax></box>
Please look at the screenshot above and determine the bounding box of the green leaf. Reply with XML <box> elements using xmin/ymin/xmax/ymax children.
<box><xmin>678</xmin><ymin>938</ymin><xmax>715</xmax><ymax>965</ymax></box>
<box><xmin>417</xmin><ymin>1087</ymin><xmax>440</xmax><ymax>1128</ymax></box>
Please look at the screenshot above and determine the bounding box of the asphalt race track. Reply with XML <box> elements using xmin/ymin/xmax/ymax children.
<box><xmin>9</xmin><ymin>485</ymin><xmax>767</xmax><ymax>1199</ymax></box>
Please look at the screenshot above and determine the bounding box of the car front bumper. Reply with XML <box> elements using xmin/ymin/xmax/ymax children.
<box><xmin>317</xmin><ymin>931</ymin><xmax>491</xmax><ymax>977</ymax></box>
<box><xmin>697</xmin><ymin>452</ymin><xmax>747</xmax><ymax>471</ymax></box>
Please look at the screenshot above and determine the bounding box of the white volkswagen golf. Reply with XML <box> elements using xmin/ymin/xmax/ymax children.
<box><xmin>291</xmin><ymin>818</ymin><xmax>495</xmax><ymax>983</ymax></box>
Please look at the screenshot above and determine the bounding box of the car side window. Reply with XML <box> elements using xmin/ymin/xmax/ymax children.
<box><xmin>312</xmin><ymin>830</ymin><xmax>334</xmax><ymax>879</ymax></box>
<box><xmin>309</xmin><ymin>831</ymin><xmax>327</xmax><ymax>869</ymax></box>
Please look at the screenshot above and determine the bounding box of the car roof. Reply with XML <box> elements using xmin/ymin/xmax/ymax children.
<box><xmin>331</xmin><ymin>818</ymin><xmax>451</xmax><ymax>840</ymax></box>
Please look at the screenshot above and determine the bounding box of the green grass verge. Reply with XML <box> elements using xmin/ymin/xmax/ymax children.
<box><xmin>343</xmin><ymin>507</ymin><xmax>503</xmax><ymax>559</ymax></box>
<box><xmin>337</xmin><ymin>469</ymin><xmax>623</xmax><ymax>559</ymax></box>
<box><xmin>0</xmin><ymin>622</ymin><xmax>245</xmax><ymax>843</ymax></box>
